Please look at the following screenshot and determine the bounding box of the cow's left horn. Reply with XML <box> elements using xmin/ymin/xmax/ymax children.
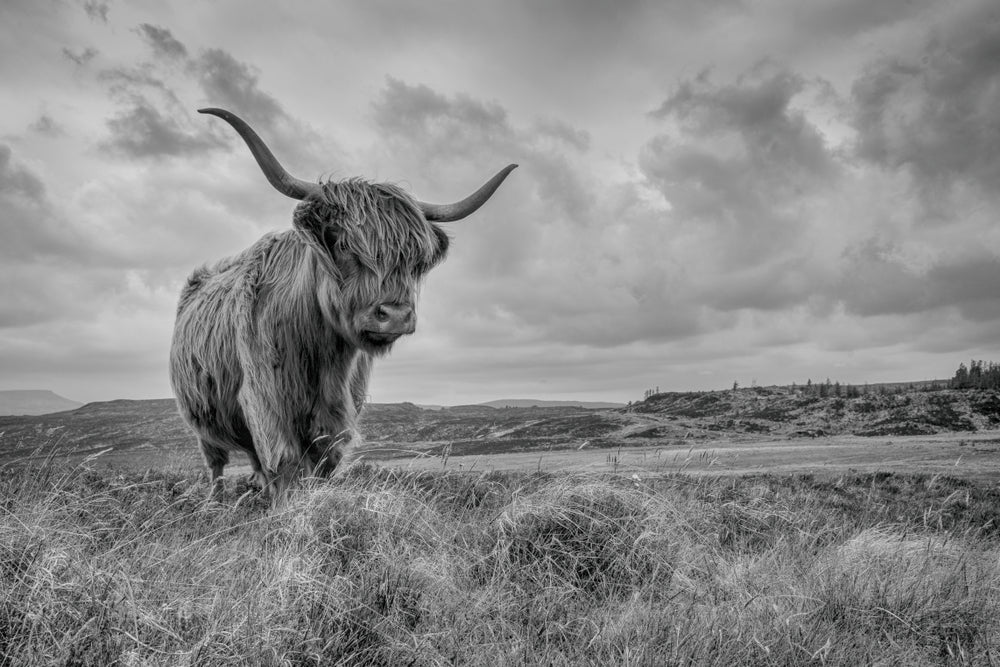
<box><xmin>199</xmin><ymin>108</ymin><xmax>323</xmax><ymax>201</ymax></box>
<box><xmin>418</xmin><ymin>164</ymin><xmax>518</xmax><ymax>222</ymax></box>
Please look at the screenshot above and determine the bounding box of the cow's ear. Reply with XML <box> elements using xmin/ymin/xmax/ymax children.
<box><xmin>293</xmin><ymin>200</ymin><xmax>339</xmax><ymax>243</ymax></box>
<box><xmin>430</xmin><ymin>224</ymin><xmax>450</xmax><ymax>266</ymax></box>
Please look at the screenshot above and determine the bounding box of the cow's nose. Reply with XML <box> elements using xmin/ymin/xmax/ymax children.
<box><xmin>373</xmin><ymin>303</ymin><xmax>416</xmax><ymax>334</ymax></box>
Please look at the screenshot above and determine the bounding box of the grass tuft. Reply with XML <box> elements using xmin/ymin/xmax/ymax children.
<box><xmin>490</xmin><ymin>480</ymin><xmax>672</xmax><ymax>596</ymax></box>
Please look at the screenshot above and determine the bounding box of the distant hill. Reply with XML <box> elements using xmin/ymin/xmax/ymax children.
<box><xmin>479</xmin><ymin>399</ymin><xmax>626</xmax><ymax>409</ymax></box>
<box><xmin>0</xmin><ymin>398</ymin><xmax>193</xmax><ymax>468</ymax></box>
<box><xmin>633</xmin><ymin>386</ymin><xmax>1000</xmax><ymax>437</ymax></box>
<box><xmin>2</xmin><ymin>388</ymin><xmax>998</xmax><ymax>469</ymax></box>
<box><xmin>0</xmin><ymin>390</ymin><xmax>82</xmax><ymax>416</ymax></box>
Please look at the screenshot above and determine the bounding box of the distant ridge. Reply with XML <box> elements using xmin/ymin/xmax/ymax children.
<box><xmin>0</xmin><ymin>390</ymin><xmax>83</xmax><ymax>416</ymax></box>
<box><xmin>479</xmin><ymin>399</ymin><xmax>626</xmax><ymax>409</ymax></box>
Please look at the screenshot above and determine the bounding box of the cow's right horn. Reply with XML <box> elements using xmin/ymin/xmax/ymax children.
<box><xmin>418</xmin><ymin>164</ymin><xmax>518</xmax><ymax>222</ymax></box>
<box><xmin>199</xmin><ymin>108</ymin><xmax>323</xmax><ymax>201</ymax></box>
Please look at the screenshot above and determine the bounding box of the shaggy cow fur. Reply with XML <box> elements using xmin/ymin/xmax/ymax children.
<box><xmin>169</xmin><ymin>180</ymin><xmax>449</xmax><ymax>499</ymax></box>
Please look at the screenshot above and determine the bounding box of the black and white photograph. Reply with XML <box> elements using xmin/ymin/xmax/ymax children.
<box><xmin>2</xmin><ymin>1</ymin><xmax>999</xmax><ymax>664</ymax></box>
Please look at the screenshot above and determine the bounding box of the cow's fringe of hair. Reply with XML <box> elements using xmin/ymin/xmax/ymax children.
<box><xmin>296</xmin><ymin>178</ymin><xmax>441</xmax><ymax>276</ymax></box>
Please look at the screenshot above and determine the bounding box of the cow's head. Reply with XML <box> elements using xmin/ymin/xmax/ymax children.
<box><xmin>199</xmin><ymin>108</ymin><xmax>516</xmax><ymax>355</ymax></box>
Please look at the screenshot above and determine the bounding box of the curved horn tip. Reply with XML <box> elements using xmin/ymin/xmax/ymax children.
<box><xmin>198</xmin><ymin>107</ymin><xmax>231</xmax><ymax>119</ymax></box>
<box><xmin>418</xmin><ymin>163</ymin><xmax>520</xmax><ymax>222</ymax></box>
<box><xmin>195</xmin><ymin>107</ymin><xmax>322</xmax><ymax>201</ymax></box>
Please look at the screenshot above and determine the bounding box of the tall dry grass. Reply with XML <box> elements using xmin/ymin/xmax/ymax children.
<box><xmin>1</xmin><ymin>463</ymin><xmax>998</xmax><ymax>665</ymax></box>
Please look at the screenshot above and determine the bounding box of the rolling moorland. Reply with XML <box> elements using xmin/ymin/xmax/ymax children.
<box><xmin>1</xmin><ymin>385</ymin><xmax>998</xmax><ymax>469</ymax></box>
<box><xmin>2</xmin><ymin>385</ymin><xmax>1000</xmax><ymax>664</ymax></box>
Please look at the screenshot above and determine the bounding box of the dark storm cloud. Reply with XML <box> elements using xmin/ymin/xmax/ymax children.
<box><xmin>851</xmin><ymin>2</ymin><xmax>1000</xmax><ymax>192</ymax></box>
<box><xmin>137</xmin><ymin>23</ymin><xmax>188</xmax><ymax>60</ymax></box>
<box><xmin>62</xmin><ymin>47</ymin><xmax>98</xmax><ymax>67</ymax></box>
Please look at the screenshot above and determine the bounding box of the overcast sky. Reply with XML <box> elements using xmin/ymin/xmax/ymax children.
<box><xmin>1</xmin><ymin>0</ymin><xmax>999</xmax><ymax>406</ymax></box>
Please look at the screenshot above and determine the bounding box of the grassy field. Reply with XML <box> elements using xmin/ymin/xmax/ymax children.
<box><xmin>370</xmin><ymin>431</ymin><xmax>1000</xmax><ymax>482</ymax></box>
<box><xmin>2</xmin><ymin>459</ymin><xmax>999</xmax><ymax>665</ymax></box>
<box><xmin>8</xmin><ymin>430</ymin><xmax>1000</xmax><ymax>486</ymax></box>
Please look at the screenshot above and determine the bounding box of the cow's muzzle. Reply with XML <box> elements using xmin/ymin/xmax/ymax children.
<box><xmin>360</xmin><ymin>303</ymin><xmax>416</xmax><ymax>347</ymax></box>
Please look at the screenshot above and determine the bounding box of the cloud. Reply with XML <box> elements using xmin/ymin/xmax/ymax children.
<box><xmin>371</xmin><ymin>78</ymin><xmax>590</xmax><ymax>216</ymax></box>
<box><xmin>190</xmin><ymin>49</ymin><xmax>283</xmax><ymax>130</ymax></box>
<box><xmin>81</xmin><ymin>0</ymin><xmax>109</xmax><ymax>23</ymax></box>
<box><xmin>99</xmin><ymin>65</ymin><xmax>179</xmax><ymax>100</ymax></box>
<box><xmin>186</xmin><ymin>49</ymin><xmax>335</xmax><ymax>178</ymax></box>
<box><xmin>137</xmin><ymin>23</ymin><xmax>188</xmax><ymax>60</ymax></box>
<box><xmin>650</xmin><ymin>64</ymin><xmax>836</xmax><ymax>178</ymax></box>
<box><xmin>0</xmin><ymin>145</ymin><xmax>45</xmax><ymax>201</ymax></box>
<box><xmin>95</xmin><ymin>64</ymin><xmax>225</xmax><ymax>159</ymax></box>
<box><xmin>786</xmin><ymin>0</ymin><xmax>938</xmax><ymax>40</ymax></box>
<box><xmin>836</xmin><ymin>239</ymin><xmax>1000</xmax><ymax>318</ymax></box>
<box><xmin>372</xmin><ymin>78</ymin><xmax>515</xmax><ymax>162</ymax></box>
<box><xmin>101</xmin><ymin>99</ymin><xmax>226</xmax><ymax>159</ymax></box>
<box><xmin>851</xmin><ymin>1</ymin><xmax>1000</xmax><ymax>193</ymax></box>
<box><xmin>30</xmin><ymin>114</ymin><xmax>64</xmax><ymax>136</ymax></box>
<box><xmin>834</xmin><ymin>239</ymin><xmax>928</xmax><ymax>317</ymax></box>
<box><xmin>62</xmin><ymin>47</ymin><xmax>98</xmax><ymax>67</ymax></box>
<box><xmin>0</xmin><ymin>266</ymin><xmax>111</xmax><ymax>329</ymax></box>
<box><xmin>370</xmin><ymin>78</ymin><xmax>715</xmax><ymax>347</ymax></box>
<box><xmin>0</xmin><ymin>145</ymin><xmax>104</xmax><ymax>268</ymax></box>
<box><xmin>641</xmin><ymin>63</ymin><xmax>840</xmax><ymax>278</ymax></box>
<box><xmin>636</xmin><ymin>52</ymin><xmax>1000</xmax><ymax>335</ymax></box>
<box><xmin>5</xmin><ymin>0</ymin><xmax>1000</xmax><ymax>403</ymax></box>
<box><xmin>532</xmin><ymin>118</ymin><xmax>591</xmax><ymax>151</ymax></box>
<box><xmin>92</xmin><ymin>40</ymin><xmax>309</xmax><ymax>163</ymax></box>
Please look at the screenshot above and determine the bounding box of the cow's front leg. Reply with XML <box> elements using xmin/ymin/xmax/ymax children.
<box><xmin>306</xmin><ymin>360</ymin><xmax>364</xmax><ymax>478</ymax></box>
<box><xmin>238</xmin><ymin>387</ymin><xmax>304</xmax><ymax>505</ymax></box>
<box><xmin>309</xmin><ymin>427</ymin><xmax>362</xmax><ymax>478</ymax></box>
<box><xmin>309</xmin><ymin>393</ymin><xmax>360</xmax><ymax>478</ymax></box>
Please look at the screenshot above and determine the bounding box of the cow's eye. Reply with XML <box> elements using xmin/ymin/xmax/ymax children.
<box><xmin>322</xmin><ymin>227</ymin><xmax>339</xmax><ymax>255</ymax></box>
<box><xmin>338</xmin><ymin>253</ymin><xmax>364</xmax><ymax>277</ymax></box>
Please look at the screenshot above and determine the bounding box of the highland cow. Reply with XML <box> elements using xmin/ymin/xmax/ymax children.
<box><xmin>169</xmin><ymin>108</ymin><xmax>515</xmax><ymax>500</ymax></box>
